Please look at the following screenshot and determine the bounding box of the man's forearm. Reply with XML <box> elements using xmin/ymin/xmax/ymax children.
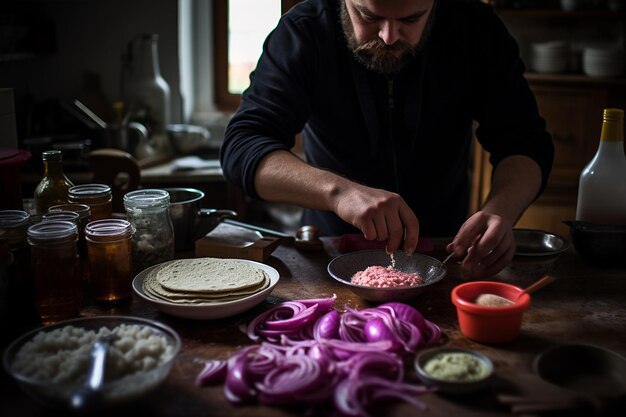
<box><xmin>481</xmin><ymin>155</ymin><xmax>543</xmax><ymax>225</ymax></box>
<box><xmin>254</xmin><ymin>150</ymin><xmax>347</xmax><ymax>212</ymax></box>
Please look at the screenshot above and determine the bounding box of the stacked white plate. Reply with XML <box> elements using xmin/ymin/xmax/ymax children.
<box><xmin>531</xmin><ymin>41</ymin><xmax>570</xmax><ymax>74</ymax></box>
<box><xmin>582</xmin><ymin>47</ymin><xmax>625</xmax><ymax>78</ymax></box>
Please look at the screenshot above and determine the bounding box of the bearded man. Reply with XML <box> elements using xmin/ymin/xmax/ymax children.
<box><xmin>220</xmin><ymin>0</ymin><xmax>554</xmax><ymax>278</ymax></box>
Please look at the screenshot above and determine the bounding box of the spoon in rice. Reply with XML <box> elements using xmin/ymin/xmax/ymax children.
<box><xmin>69</xmin><ymin>333</ymin><xmax>115</xmax><ymax>412</ymax></box>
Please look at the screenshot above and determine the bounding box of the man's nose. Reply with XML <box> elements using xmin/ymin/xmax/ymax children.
<box><xmin>378</xmin><ymin>20</ymin><xmax>400</xmax><ymax>45</ymax></box>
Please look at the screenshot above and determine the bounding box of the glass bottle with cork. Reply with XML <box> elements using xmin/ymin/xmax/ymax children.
<box><xmin>33</xmin><ymin>150</ymin><xmax>74</xmax><ymax>215</ymax></box>
<box><xmin>576</xmin><ymin>108</ymin><xmax>626</xmax><ymax>225</ymax></box>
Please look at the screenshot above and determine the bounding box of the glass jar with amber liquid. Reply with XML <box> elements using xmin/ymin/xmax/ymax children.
<box><xmin>33</xmin><ymin>150</ymin><xmax>74</xmax><ymax>215</ymax></box>
<box><xmin>0</xmin><ymin>210</ymin><xmax>39</xmax><ymax>329</ymax></box>
<box><xmin>48</xmin><ymin>203</ymin><xmax>91</xmax><ymax>281</ymax></box>
<box><xmin>68</xmin><ymin>184</ymin><xmax>113</xmax><ymax>221</ymax></box>
<box><xmin>27</xmin><ymin>220</ymin><xmax>82</xmax><ymax>324</ymax></box>
<box><xmin>85</xmin><ymin>219</ymin><xmax>133</xmax><ymax>302</ymax></box>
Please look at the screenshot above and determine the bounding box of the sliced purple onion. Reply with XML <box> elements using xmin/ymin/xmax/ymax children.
<box><xmin>196</xmin><ymin>359</ymin><xmax>227</xmax><ymax>386</ymax></box>
<box><xmin>199</xmin><ymin>297</ymin><xmax>441</xmax><ymax>414</ymax></box>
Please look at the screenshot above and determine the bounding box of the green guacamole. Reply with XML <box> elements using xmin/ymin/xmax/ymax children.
<box><xmin>423</xmin><ymin>352</ymin><xmax>488</xmax><ymax>382</ymax></box>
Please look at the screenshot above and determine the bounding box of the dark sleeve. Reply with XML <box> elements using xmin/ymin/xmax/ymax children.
<box><xmin>220</xmin><ymin>12</ymin><xmax>316</xmax><ymax>199</ymax></box>
<box><xmin>470</xmin><ymin>5</ymin><xmax>554</xmax><ymax>195</ymax></box>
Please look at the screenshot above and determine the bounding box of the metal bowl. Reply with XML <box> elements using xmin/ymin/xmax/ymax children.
<box><xmin>166</xmin><ymin>124</ymin><xmax>211</xmax><ymax>155</ymax></box>
<box><xmin>513</xmin><ymin>229</ymin><xmax>570</xmax><ymax>257</ymax></box>
<box><xmin>326</xmin><ymin>250</ymin><xmax>446</xmax><ymax>302</ymax></box>
<box><xmin>414</xmin><ymin>347</ymin><xmax>494</xmax><ymax>394</ymax></box>
<box><xmin>164</xmin><ymin>187</ymin><xmax>237</xmax><ymax>251</ymax></box>
<box><xmin>564</xmin><ymin>220</ymin><xmax>626</xmax><ymax>265</ymax></box>
<box><xmin>534</xmin><ymin>344</ymin><xmax>626</xmax><ymax>410</ymax></box>
<box><xmin>3</xmin><ymin>316</ymin><xmax>181</xmax><ymax>410</ymax></box>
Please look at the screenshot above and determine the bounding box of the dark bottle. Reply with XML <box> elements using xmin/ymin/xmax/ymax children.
<box><xmin>33</xmin><ymin>150</ymin><xmax>74</xmax><ymax>215</ymax></box>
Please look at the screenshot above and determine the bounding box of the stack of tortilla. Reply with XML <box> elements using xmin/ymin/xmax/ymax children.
<box><xmin>143</xmin><ymin>258</ymin><xmax>270</xmax><ymax>304</ymax></box>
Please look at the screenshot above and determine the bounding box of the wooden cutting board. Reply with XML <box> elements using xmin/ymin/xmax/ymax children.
<box><xmin>194</xmin><ymin>222</ymin><xmax>281</xmax><ymax>262</ymax></box>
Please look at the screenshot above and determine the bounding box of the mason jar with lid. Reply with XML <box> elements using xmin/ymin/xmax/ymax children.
<box><xmin>48</xmin><ymin>203</ymin><xmax>91</xmax><ymax>281</ymax></box>
<box><xmin>85</xmin><ymin>219</ymin><xmax>133</xmax><ymax>302</ymax></box>
<box><xmin>0</xmin><ymin>210</ymin><xmax>31</xmax><ymax>282</ymax></box>
<box><xmin>0</xmin><ymin>210</ymin><xmax>36</xmax><ymax>327</ymax></box>
<box><xmin>68</xmin><ymin>184</ymin><xmax>113</xmax><ymax>221</ymax></box>
<box><xmin>123</xmin><ymin>189</ymin><xmax>174</xmax><ymax>274</ymax></box>
<box><xmin>48</xmin><ymin>203</ymin><xmax>91</xmax><ymax>232</ymax></box>
<box><xmin>27</xmin><ymin>220</ymin><xmax>82</xmax><ymax>324</ymax></box>
<box><xmin>42</xmin><ymin>210</ymin><xmax>80</xmax><ymax>225</ymax></box>
<box><xmin>0</xmin><ymin>210</ymin><xmax>30</xmax><ymax>250</ymax></box>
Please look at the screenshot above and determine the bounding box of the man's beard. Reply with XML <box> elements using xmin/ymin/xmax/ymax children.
<box><xmin>340</xmin><ymin>1</ymin><xmax>432</xmax><ymax>75</ymax></box>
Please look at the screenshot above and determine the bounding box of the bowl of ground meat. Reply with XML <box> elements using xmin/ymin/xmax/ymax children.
<box><xmin>2</xmin><ymin>316</ymin><xmax>181</xmax><ymax>410</ymax></box>
<box><xmin>327</xmin><ymin>250</ymin><xmax>447</xmax><ymax>302</ymax></box>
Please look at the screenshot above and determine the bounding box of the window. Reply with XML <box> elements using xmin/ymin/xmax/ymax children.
<box><xmin>213</xmin><ymin>0</ymin><xmax>300</xmax><ymax>110</ymax></box>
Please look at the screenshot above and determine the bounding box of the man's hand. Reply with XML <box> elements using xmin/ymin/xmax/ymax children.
<box><xmin>255</xmin><ymin>151</ymin><xmax>420</xmax><ymax>254</ymax></box>
<box><xmin>446</xmin><ymin>211</ymin><xmax>515</xmax><ymax>278</ymax></box>
<box><xmin>444</xmin><ymin>155</ymin><xmax>544</xmax><ymax>278</ymax></box>
<box><xmin>333</xmin><ymin>184</ymin><xmax>420</xmax><ymax>255</ymax></box>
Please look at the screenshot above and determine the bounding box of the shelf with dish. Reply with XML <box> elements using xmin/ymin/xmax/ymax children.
<box><xmin>524</xmin><ymin>72</ymin><xmax>626</xmax><ymax>85</ymax></box>
<box><xmin>495</xmin><ymin>9</ymin><xmax>626</xmax><ymax>19</ymax></box>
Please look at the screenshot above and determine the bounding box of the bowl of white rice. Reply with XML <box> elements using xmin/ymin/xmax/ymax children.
<box><xmin>2</xmin><ymin>316</ymin><xmax>181</xmax><ymax>409</ymax></box>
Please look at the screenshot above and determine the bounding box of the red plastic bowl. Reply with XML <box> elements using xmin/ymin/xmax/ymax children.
<box><xmin>451</xmin><ymin>281</ymin><xmax>531</xmax><ymax>344</ymax></box>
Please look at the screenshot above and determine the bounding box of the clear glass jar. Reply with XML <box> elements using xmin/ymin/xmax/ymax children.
<box><xmin>27</xmin><ymin>220</ymin><xmax>82</xmax><ymax>324</ymax></box>
<box><xmin>68</xmin><ymin>184</ymin><xmax>113</xmax><ymax>221</ymax></box>
<box><xmin>85</xmin><ymin>219</ymin><xmax>133</xmax><ymax>302</ymax></box>
<box><xmin>123</xmin><ymin>189</ymin><xmax>174</xmax><ymax>274</ymax></box>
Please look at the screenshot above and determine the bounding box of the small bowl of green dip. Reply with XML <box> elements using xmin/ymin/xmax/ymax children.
<box><xmin>414</xmin><ymin>347</ymin><xmax>494</xmax><ymax>394</ymax></box>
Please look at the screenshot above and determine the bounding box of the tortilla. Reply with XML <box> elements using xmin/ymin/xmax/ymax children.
<box><xmin>142</xmin><ymin>258</ymin><xmax>270</xmax><ymax>304</ymax></box>
<box><xmin>156</xmin><ymin>258</ymin><xmax>267</xmax><ymax>293</ymax></box>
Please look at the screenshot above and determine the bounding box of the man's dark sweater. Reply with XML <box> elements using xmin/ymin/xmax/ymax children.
<box><xmin>220</xmin><ymin>0</ymin><xmax>554</xmax><ymax>237</ymax></box>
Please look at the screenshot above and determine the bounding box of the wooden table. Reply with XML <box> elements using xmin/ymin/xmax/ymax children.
<box><xmin>1</xmin><ymin>237</ymin><xmax>625</xmax><ymax>416</ymax></box>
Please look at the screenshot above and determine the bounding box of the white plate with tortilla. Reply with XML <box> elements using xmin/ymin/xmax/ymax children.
<box><xmin>132</xmin><ymin>258</ymin><xmax>280</xmax><ymax>320</ymax></box>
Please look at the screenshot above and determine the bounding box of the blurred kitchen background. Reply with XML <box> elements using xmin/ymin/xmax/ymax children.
<box><xmin>1</xmin><ymin>0</ymin><xmax>625</xmax><ymax>235</ymax></box>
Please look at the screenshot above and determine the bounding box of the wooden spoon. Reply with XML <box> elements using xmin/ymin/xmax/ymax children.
<box><xmin>475</xmin><ymin>275</ymin><xmax>557</xmax><ymax>307</ymax></box>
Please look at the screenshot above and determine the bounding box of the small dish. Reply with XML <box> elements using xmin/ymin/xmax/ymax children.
<box><xmin>451</xmin><ymin>281</ymin><xmax>531</xmax><ymax>344</ymax></box>
<box><xmin>3</xmin><ymin>316</ymin><xmax>180</xmax><ymax>410</ymax></box>
<box><xmin>326</xmin><ymin>250</ymin><xmax>446</xmax><ymax>302</ymax></box>
<box><xmin>534</xmin><ymin>344</ymin><xmax>626</xmax><ymax>400</ymax></box>
<box><xmin>513</xmin><ymin>229</ymin><xmax>570</xmax><ymax>257</ymax></box>
<box><xmin>132</xmin><ymin>260</ymin><xmax>280</xmax><ymax>320</ymax></box>
<box><xmin>414</xmin><ymin>347</ymin><xmax>494</xmax><ymax>394</ymax></box>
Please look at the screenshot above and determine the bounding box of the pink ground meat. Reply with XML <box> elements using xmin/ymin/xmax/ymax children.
<box><xmin>351</xmin><ymin>265</ymin><xmax>424</xmax><ymax>288</ymax></box>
